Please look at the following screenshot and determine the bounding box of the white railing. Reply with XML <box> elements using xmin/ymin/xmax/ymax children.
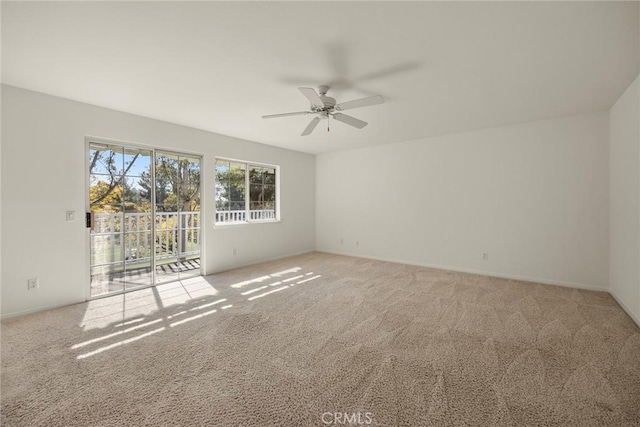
<box><xmin>215</xmin><ymin>209</ymin><xmax>276</xmax><ymax>223</ymax></box>
<box><xmin>91</xmin><ymin>212</ymin><xmax>200</xmax><ymax>267</ymax></box>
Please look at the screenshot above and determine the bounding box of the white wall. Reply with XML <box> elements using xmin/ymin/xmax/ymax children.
<box><xmin>0</xmin><ymin>84</ymin><xmax>3</xmax><ymax>319</ymax></box>
<box><xmin>1</xmin><ymin>85</ymin><xmax>316</xmax><ymax>318</ymax></box>
<box><xmin>317</xmin><ymin>112</ymin><xmax>609</xmax><ymax>290</ymax></box>
<box><xmin>609</xmin><ymin>75</ymin><xmax>640</xmax><ymax>324</ymax></box>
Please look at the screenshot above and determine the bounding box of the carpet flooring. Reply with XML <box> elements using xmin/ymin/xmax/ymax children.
<box><xmin>2</xmin><ymin>252</ymin><xmax>640</xmax><ymax>426</ymax></box>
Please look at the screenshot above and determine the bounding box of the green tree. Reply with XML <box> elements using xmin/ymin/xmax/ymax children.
<box><xmin>216</xmin><ymin>161</ymin><xmax>246</xmax><ymax>211</ymax></box>
<box><xmin>137</xmin><ymin>155</ymin><xmax>201</xmax><ymax>256</ymax></box>
<box><xmin>139</xmin><ymin>156</ymin><xmax>200</xmax><ymax>212</ymax></box>
<box><xmin>89</xmin><ymin>148</ymin><xmax>140</xmax><ymax>208</ymax></box>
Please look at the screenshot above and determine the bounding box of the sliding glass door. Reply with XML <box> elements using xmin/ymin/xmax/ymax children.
<box><xmin>88</xmin><ymin>141</ymin><xmax>201</xmax><ymax>298</ymax></box>
<box><xmin>154</xmin><ymin>151</ymin><xmax>201</xmax><ymax>284</ymax></box>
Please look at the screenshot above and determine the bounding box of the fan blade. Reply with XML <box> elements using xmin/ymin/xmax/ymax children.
<box><xmin>262</xmin><ymin>111</ymin><xmax>311</xmax><ymax>119</ymax></box>
<box><xmin>301</xmin><ymin>117</ymin><xmax>321</xmax><ymax>136</ymax></box>
<box><xmin>299</xmin><ymin>87</ymin><xmax>325</xmax><ymax>109</ymax></box>
<box><xmin>334</xmin><ymin>95</ymin><xmax>385</xmax><ymax>111</ymax></box>
<box><xmin>332</xmin><ymin>113</ymin><xmax>368</xmax><ymax>129</ymax></box>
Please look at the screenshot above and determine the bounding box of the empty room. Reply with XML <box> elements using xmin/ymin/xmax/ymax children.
<box><xmin>1</xmin><ymin>1</ymin><xmax>640</xmax><ymax>426</ymax></box>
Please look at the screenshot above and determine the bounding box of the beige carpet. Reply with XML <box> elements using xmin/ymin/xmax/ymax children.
<box><xmin>2</xmin><ymin>252</ymin><xmax>640</xmax><ymax>426</ymax></box>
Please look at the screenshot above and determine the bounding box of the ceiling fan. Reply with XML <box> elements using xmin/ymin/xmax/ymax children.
<box><xmin>262</xmin><ymin>85</ymin><xmax>385</xmax><ymax>136</ymax></box>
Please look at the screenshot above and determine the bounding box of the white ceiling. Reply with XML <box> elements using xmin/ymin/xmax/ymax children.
<box><xmin>2</xmin><ymin>1</ymin><xmax>638</xmax><ymax>154</ymax></box>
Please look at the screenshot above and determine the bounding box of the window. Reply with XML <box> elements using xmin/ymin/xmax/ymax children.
<box><xmin>215</xmin><ymin>159</ymin><xmax>278</xmax><ymax>224</ymax></box>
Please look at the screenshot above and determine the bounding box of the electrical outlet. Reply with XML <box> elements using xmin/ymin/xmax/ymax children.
<box><xmin>233</xmin><ymin>248</ymin><xmax>237</xmax><ymax>256</ymax></box>
<box><xmin>340</xmin><ymin>238</ymin><xmax>344</xmax><ymax>245</ymax></box>
<box><xmin>27</xmin><ymin>278</ymin><xmax>39</xmax><ymax>290</ymax></box>
<box><xmin>482</xmin><ymin>252</ymin><xmax>489</xmax><ymax>261</ymax></box>
<box><xmin>356</xmin><ymin>241</ymin><xmax>360</xmax><ymax>247</ymax></box>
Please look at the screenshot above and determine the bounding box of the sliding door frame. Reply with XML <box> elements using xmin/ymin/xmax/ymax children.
<box><xmin>84</xmin><ymin>136</ymin><xmax>204</xmax><ymax>301</ymax></box>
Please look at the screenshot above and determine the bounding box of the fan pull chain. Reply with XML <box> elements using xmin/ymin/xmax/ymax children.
<box><xmin>327</xmin><ymin>115</ymin><xmax>330</xmax><ymax>132</ymax></box>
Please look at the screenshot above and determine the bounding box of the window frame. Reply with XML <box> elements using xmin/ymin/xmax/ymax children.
<box><xmin>214</xmin><ymin>157</ymin><xmax>280</xmax><ymax>226</ymax></box>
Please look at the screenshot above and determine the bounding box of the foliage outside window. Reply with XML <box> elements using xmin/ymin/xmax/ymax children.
<box><xmin>89</xmin><ymin>146</ymin><xmax>201</xmax><ymax>215</ymax></box>
<box><xmin>215</xmin><ymin>159</ymin><xmax>278</xmax><ymax>224</ymax></box>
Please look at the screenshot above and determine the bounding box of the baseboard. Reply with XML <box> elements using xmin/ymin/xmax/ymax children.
<box><xmin>1</xmin><ymin>298</ymin><xmax>86</xmax><ymax>320</ymax></box>
<box><xmin>609</xmin><ymin>289</ymin><xmax>640</xmax><ymax>328</ymax></box>
<box><xmin>317</xmin><ymin>250</ymin><xmax>609</xmax><ymax>293</ymax></box>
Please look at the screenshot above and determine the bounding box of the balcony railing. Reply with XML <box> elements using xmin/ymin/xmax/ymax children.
<box><xmin>215</xmin><ymin>209</ymin><xmax>276</xmax><ymax>223</ymax></box>
<box><xmin>91</xmin><ymin>212</ymin><xmax>200</xmax><ymax>268</ymax></box>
